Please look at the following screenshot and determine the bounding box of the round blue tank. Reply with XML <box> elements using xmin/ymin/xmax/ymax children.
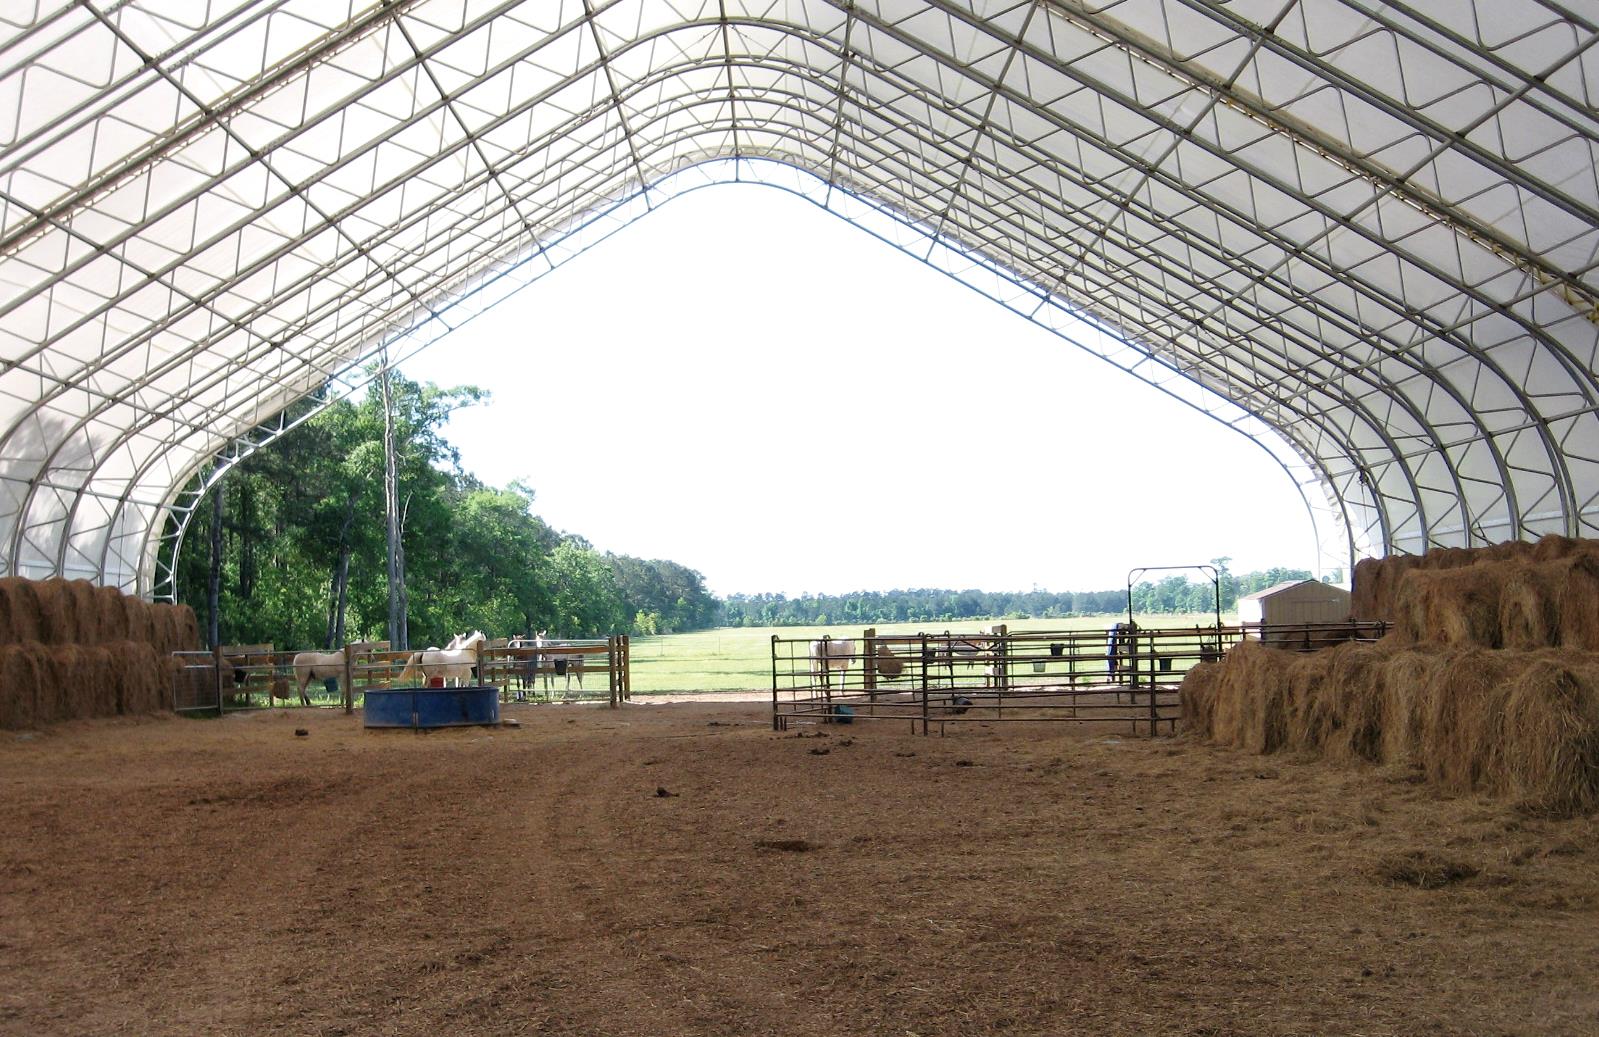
<box><xmin>363</xmin><ymin>686</ymin><xmax>500</xmax><ymax>729</ymax></box>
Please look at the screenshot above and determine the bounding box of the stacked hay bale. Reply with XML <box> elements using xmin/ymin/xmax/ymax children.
<box><xmin>1184</xmin><ymin>535</ymin><xmax>1599</xmax><ymax>815</ymax></box>
<box><xmin>0</xmin><ymin>577</ymin><xmax>200</xmax><ymax>729</ymax></box>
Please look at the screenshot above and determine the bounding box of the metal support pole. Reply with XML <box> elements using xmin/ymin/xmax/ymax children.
<box><xmin>770</xmin><ymin>634</ymin><xmax>780</xmax><ymax>731</ymax></box>
<box><xmin>920</xmin><ymin>633</ymin><xmax>930</xmax><ymax>737</ymax></box>
<box><xmin>212</xmin><ymin>644</ymin><xmax>225</xmax><ymax>717</ymax></box>
<box><xmin>863</xmin><ymin>627</ymin><xmax>877</xmax><ymax>699</ymax></box>
<box><xmin>1147</xmin><ymin>634</ymin><xmax>1157</xmax><ymax>737</ymax></box>
<box><xmin>342</xmin><ymin>643</ymin><xmax>354</xmax><ymax>714</ymax></box>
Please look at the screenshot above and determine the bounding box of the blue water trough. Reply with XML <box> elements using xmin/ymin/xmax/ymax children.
<box><xmin>363</xmin><ymin>686</ymin><xmax>500</xmax><ymax>730</ymax></box>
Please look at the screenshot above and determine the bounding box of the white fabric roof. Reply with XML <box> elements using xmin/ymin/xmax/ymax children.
<box><xmin>2</xmin><ymin>0</ymin><xmax>1597</xmax><ymax>595</ymax></box>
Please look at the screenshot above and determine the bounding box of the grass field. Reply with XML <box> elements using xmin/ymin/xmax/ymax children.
<box><xmin>626</xmin><ymin>614</ymin><xmax>1234</xmax><ymax>693</ymax></box>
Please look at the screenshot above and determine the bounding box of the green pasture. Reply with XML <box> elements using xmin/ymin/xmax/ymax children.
<box><xmin>625</xmin><ymin>614</ymin><xmax>1235</xmax><ymax>694</ymax></box>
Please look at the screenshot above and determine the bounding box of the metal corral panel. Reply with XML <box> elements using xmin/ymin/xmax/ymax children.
<box><xmin>364</xmin><ymin>687</ymin><xmax>500</xmax><ymax>729</ymax></box>
<box><xmin>1238</xmin><ymin>581</ymin><xmax>1352</xmax><ymax>627</ymax></box>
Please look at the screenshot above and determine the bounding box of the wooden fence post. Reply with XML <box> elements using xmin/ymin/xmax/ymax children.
<box><xmin>608</xmin><ymin>636</ymin><xmax>619</xmax><ymax>708</ymax></box>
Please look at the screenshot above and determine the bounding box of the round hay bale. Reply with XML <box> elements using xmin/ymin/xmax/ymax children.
<box><xmin>1179</xmin><ymin>660</ymin><xmax>1222</xmax><ymax>738</ymax></box>
<box><xmin>1422</xmin><ymin>546</ymin><xmax>1478</xmax><ymax>571</ymax></box>
<box><xmin>61</xmin><ymin>580</ymin><xmax>100</xmax><ymax>644</ymax></box>
<box><xmin>174</xmin><ymin>605</ymin><xmax>199</xmax><ymax>652</ymax></box>
<box><xmin>0</xmin><ymin>644</ymin><xmax>41</xmax><ymax>729</ymax></box>
<box><xmin>50</xmin><ymin>644</ymin><xmax>114</xmax><ymax>719</ymax></box>
<box><xmin>1322</xmin><ymin>641</ymin><xmax>1395</xmax><ymax>763</ymax></box>
<box><xmin>1351</xmin><ymin>557</ymin><xmax>1384</xmax><ymax>622</ymax></box>
<box><xmin>1207</xmin><ymin>644</ymin><xmax>1250</xmax><ymax>747</ymax></box>
<box><xmin>86</xmin><ymin>645</ymin><xmax>119</xmax><ymax>717</ymax></box>
<box><xmin>1359</xmin><ymin>555</ymin><xmax>1423</xmax><ymax>628</ymax></box>
<box><xmin>1477</xmin><ymin>539</ymin><xmax>1534</xmax><ymax>564</ymax></box>
<box><xmin>1389</xmin><ymin>566</ymin><xmax>1505</xmax><ymax>647</ymax></box>
<box><xmin>48</xmin><ymin>644</ymin><xmax>84</xmax><ymax>719</ymax></box>
<box><xmin>25</xmin><ymin>641</ymin><xmax>65</xmax><ymax>725</ymax></box>
<box><xmin>33</xmin><ymin>579</ymin><xmax>75</xmax><ymax>644</ymax></box>
<box><xmin>111</xmin><ymin>641</ymin><xmax>165</xmax><ymax>715</ymax></box>
<box><xmin>153</xmin><ymin>603</ymin><xmax>201</xmax><ymax>655</ymax></box>
<box><xmin>147</xmin><ymin>604</ymin><xmax>173</xmax><ymax>656</ymax></box>
<box><xmin>1531</xmin><ymin>534</ymin><xmax>1584</xmax><ymax>562</ymax></box>
<box><xmin>1557</xmin><ymin>553</ymin><xmax>1599</xmax><ymax>652</ymax></box>
<box><xmin>1211</xmin><ymin>640</ymin><xmax>1295</xmax><ymax>754</ymax></box>
<box><xmin>1283</xmin><ymin>649</ymin><xmax>1339</xmax><ymax>753</ymax></box>
<box><xmin>96</xmin><ymin>584</ymin><xmax>128</xmax><ymax>640</ymax></box>
<box><xmin>1498</xmin><ymin>652</ymin><xmax>1599</xmax><ymax>817</ymax></box>
<box><xmin>0</xmin><ymin>578</ymin><xmax>43</xmax><ymax>645</ymax></box>
<box><xmin>121</xmin><ymin>595</ymin><xmax>154</xmax><ymax>645</ymax></box>
<box><xmin>1378</xmin><ymin>645</ymin><xmax>1449</xmax><ymax>766</ymax></box>
<box><xmin>1499</xmin><ymin>560</ymin><xmax>1563</xmax><ymax>651</ymax></box>
<box><xmin>1417</xmin><ymin>648</ymin><xmax>1522</xmax><ymax>794</ymax></box>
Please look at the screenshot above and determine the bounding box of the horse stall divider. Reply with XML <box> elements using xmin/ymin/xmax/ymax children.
<box><xmin>343</xmin><ymin>645</ymin><xmax>354</xmax><ymax>714</ymax></box>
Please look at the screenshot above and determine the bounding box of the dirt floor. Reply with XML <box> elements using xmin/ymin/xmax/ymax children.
<box><xmin>2</xmin><ymin>700</ymin><xmax>1597</xmax><ymax>1037</ymax></box>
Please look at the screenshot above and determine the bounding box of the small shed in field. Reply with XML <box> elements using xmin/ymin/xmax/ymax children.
<box><xmin>1238</xmin><ymin>580</ymin><xmax>1352</xmax><ymax>641</ymax></box>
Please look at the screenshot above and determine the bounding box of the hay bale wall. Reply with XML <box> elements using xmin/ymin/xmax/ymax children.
<box><xmin>1349</xmin><ymin>536</ymin><xmax>1599</xmax><ymax>660</ymax></box>
<box><xmin>1193</xmin><ymin>535</ymin><xmax>1599</xmax><ymax>814</ymax></box>
<box><xmin>1182</xmin><ymin>637</ymin><xmax>1599</xmax><ymax>817</ymax></box>
<box><xmin>0</xmin><ymin>578</ymin><xmax>198</xmax><ymax>730</ymax></box>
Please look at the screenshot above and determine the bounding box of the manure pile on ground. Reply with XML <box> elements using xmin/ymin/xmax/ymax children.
<box><xmin>0</xmin><ymin>577</ymin><xmax>198</xmax><ymax>729</ymax></box>
<box><xmin>1187</xmin><ymin>535</ymin><xmax>1599</xmax><ymax>814</ymax></box>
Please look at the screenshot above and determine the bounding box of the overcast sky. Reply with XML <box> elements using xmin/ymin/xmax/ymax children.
<box><xmin>400</xmin><ymin>183</ymin><xmax>1318</xmax><ymax>597</ymax></box>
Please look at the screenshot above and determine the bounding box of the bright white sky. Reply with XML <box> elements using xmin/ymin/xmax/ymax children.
<box><xmin>400</xmin><ymin>183</ymin><xmax>1318</xmax><ymax>597</ymax></box>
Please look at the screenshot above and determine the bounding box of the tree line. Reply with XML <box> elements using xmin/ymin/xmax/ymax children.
<box><xmin>171</xmin><ymin>372</ymin><xmax>717</xmax><ymax>650</ymax></box>
<box><xmin>719</xmin><ymin>563</ymin><xmax>1321</xmax><ymax>628</ymax></box>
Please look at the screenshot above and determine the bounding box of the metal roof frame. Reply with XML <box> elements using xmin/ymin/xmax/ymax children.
<box><xmin>2</xmin><ymin>0</ymin><xmax>1595</xmax><ymax>596</ymax></box>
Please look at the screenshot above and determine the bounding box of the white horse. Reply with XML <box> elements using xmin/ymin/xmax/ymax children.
<box><xmin>289</xmin><ymin>650</ymin><xmax>347</xmax><ymax>706</ymax></box>
<box><xmin>397</xmin><ymin>630</ymin><xmax>486</xmax><ymax>687</ymax></box>
<box><xmin>288</xmin><ymin>640</ymin><xmax>383</xmax><ymax>705</ymax></box>
<box><xmin>808</xmin><ymin>638</ymin><xmax>854</xmax><ymax>694</ymax></box>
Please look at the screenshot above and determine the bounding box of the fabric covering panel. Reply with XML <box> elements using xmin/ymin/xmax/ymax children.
<box><xmin>2</xmin><ymin>0</ymin><xmax>1597</xmax><ymax>594</ymax></box>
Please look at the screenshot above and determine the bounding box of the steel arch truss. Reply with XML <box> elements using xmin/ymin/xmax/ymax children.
<box><xmin>3</xmin><ymin>0</ymin><xmax>1597</xmax><ymax>595</ymax></box>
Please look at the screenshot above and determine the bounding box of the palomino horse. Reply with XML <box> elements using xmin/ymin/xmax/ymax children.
<box><xmin>396</xmin><ymin>631</ymin><xmax>487</xmax><ymax>687</ymax></box>
<box><xmin>288</xmin><ymin>640</ymin><xmax>384</xmax><ymax>706</ymax></box>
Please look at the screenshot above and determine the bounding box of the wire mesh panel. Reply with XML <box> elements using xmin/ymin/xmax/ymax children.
<box><xmin>171</xmin><ymin>652</ymin><xmax>219</xmax><ymax>714</ymax></box>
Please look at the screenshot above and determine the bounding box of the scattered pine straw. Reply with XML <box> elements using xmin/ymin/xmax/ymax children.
<box><xmin>1375</xmin><ymin>849</ymin><xmax>1481</xmax><ymax>889</ymax></box>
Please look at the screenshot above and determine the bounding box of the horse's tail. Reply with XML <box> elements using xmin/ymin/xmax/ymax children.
<box><xmin>396</xmin><ymin>652</ymin><xmax>422</xmax><ymax>684</ymax></box>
